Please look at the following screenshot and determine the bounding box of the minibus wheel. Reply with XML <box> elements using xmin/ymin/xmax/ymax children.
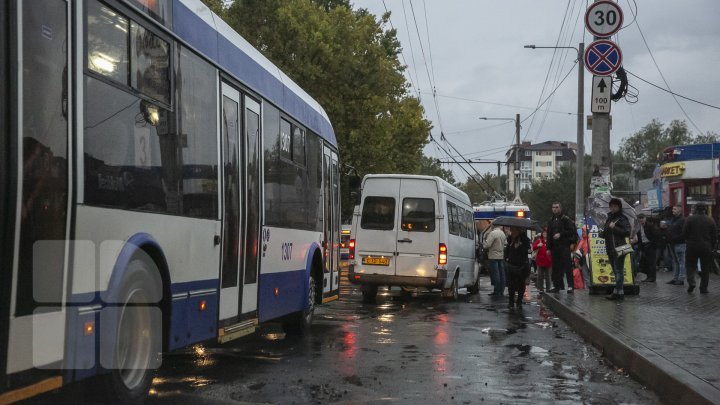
<box><xmin>361</xmin><ymin>284</ymin><xmax>378</xmax><ymax>304</ymax></box>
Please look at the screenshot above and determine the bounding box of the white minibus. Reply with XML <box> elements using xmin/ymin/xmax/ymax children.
<box><xmin>349</xmin><ymin>175</ymin><xmax>478</xmax><ymax>302</ymax></box>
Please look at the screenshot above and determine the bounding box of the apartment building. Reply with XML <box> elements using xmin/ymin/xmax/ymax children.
<box><xmin>506</xmin><ymin>141</ymin><xmax>577</xmax><ymax>192</ymax></box>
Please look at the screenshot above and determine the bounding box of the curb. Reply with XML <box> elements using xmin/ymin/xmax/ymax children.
<box><xmin>542</xmin><ymin>293</ymin><xmax>720</xmax><ymax>405</ymax></box>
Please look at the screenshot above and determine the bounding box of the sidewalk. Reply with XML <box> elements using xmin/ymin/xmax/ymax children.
<box><xmin>542</xmin><ymin>269</ymin><xmax>720</xmax><ymax>405</ymax></box>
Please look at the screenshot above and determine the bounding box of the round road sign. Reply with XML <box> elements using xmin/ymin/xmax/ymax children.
<box><xmin>584</xmin><ymin>39</ymin><xmax>623</xmax><ymax>76</ymax></box>
<box><xmin>585</xmin><ymin>1</ymin><xmax>624</xmax><ymax>38</ymax></box>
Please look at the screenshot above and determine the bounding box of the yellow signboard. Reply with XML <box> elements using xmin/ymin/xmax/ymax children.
<box><xmin>660</xmin><ymin>162</ymin><xmax>685</xmax><ymax>177</ymax></box>
<box><xmin>588</xmin><ymin>230</ymin><xmax>633</xmax><ymax>286</ymax></box>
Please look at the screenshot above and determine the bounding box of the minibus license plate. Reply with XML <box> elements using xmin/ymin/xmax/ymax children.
<box><xmin>363</xmin><ymin>257</ymin><xmax>389</xmax><ymax>266</ymax></box>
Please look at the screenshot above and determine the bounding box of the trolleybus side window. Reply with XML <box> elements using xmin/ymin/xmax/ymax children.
<box><xmin>177</xmin><ymin>46</ymin><xmax>218</xmax><ymax>219</ymax></box>
<box><xmin>85</xmin><ymin>0</ymin><xmax>218</xmax><ymax>218</ymax></box>
<box><xmin>16</xmin><ymin>0</ymin><xmax>69</xmax><ymax>316</ymax></box>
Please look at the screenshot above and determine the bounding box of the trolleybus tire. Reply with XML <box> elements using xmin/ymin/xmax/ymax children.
<box><xmin>104</xmin><ymin>258</ymin><xmax>162</xmax><ymax>404</ymax></box>
<box><xmin>283</xmin><ymin>274</ymin><xmax>316</xmax><ymax>335</ymax></box>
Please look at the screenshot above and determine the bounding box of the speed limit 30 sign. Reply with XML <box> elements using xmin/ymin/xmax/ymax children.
<box><xmin>585</xmin><ymin>1</ymin><xmax>624</xmax><ymax>38</ymax></box>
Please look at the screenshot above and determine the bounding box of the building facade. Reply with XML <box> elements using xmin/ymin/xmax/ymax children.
<box><xmin>506</xmin><ymin>141</ymin><xmax>577</xmax><ymax>193</ymax></box>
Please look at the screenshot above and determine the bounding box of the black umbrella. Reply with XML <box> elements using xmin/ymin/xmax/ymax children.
<box><xmin>492</xmin><ymin>216</ymin><xmax>543</xmax><ymax>232</ymax></box>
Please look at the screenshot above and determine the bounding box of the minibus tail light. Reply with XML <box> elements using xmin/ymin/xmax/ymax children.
<box><xmin>439</xmin><ymin>243</ymin><xmax>447</xmax><ymax>265</ymax></box>
<box><xmin>349</xmin><ymin>239</ymin><xmax>355</xmax><ymax>260</ymax></box>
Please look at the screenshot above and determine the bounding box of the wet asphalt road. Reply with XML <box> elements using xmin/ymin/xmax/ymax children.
<box><xmin>28</xmin><ymin>272</ymin><xmax>660</xmax><ymax>404</ymax></box>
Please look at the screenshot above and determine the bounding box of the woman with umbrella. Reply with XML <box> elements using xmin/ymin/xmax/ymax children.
<box><xmin>505</xmin><ymin>226</ymin><xmax>531</xmax><ymax>310</ymax></box>
<box><xmin>601</xmin><ymin>197</ymin><xmax>631</xmax><ymax>301</ymax></box>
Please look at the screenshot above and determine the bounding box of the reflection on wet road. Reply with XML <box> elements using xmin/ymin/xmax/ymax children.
<box><xmin>28</xmin><ymin>272</ymin><xmax>659</xmax><ymax>404</ymax></box>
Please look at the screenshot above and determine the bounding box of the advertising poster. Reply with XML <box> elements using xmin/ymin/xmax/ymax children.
<box><xmin>586</xmin><ymin>217</ymin><xmax>634</xmax><ymax>287</ymax></box>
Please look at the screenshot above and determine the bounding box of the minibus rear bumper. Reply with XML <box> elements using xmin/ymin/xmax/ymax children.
<box><xmin>348</xmin><ymin>266</ymin><xmax>448</xmax><ymax>288</ymax></box>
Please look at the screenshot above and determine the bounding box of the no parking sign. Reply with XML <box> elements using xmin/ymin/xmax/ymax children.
<box><xmin>584</xmin><ymin>40</ymin><xmax>622</xmax><ymax>76</ymax></box>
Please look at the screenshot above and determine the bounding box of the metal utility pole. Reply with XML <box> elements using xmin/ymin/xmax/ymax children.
<box><xmin>514</xmin><ymin>113</ymin><xmax>521</xmax><ymax>199</ymax></box>
<box><xmin>478</xmin><ymin>116</ymin><xmax>521</xmax><ymax>199</ymax></box>
<box><xmin>525</xmin><ymin>43</ymin><xmax>585</xmax><ymax>224</ymax></box>
<box><xmin>576</xmin><ymin>43</ymin><xmax>585</xmax><ymax>226</ymax></box>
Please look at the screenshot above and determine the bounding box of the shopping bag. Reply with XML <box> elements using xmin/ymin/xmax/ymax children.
<box><xmin>573</xmin><ymin>267</ymin><xmax>585</xmax><ymax>289</ymax></box>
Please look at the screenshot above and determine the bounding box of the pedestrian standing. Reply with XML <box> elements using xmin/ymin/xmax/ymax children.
<box><xmin>637</xmin><ymin>213</ymin><xmax>661</xmax><ymax>282</ymax></box>
<box><xmin>682</xmin><ymin>204</ymin><xmax>717</xmax><ymax>293</ymax></box>
<box><xmin>601</xmin><ymin>197</ymin><xmax>631</xmax><ymax>301</ymax></box>
<box><xmin>483</xmin><ymin>223</ymin><xmax>507</xmax><ymax>296</ymax></box>
<box><xmin>505</xmin><ymin>226</ymin><xmax>531</xmax><ymax>309</ymax></box>
<box><xmin>532</xmin><ymin>229</ymin><xmax>552</xmax><ymax>293</ymax></box>
<box><xmin>666</xmin><ymin>205</ymin><xmax>687</xmax><ymax>286</ymax></box>
<box><xmin>546</xmin><ymin>202</ymin><xmax>576</xmax><ymax>293</ymax></box>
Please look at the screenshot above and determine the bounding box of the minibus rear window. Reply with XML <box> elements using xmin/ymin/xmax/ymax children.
<box><xmin>401</xmin><ymin>198</ymin><xmax>435</xmax><ymax>232</ymax></box>
<box><xmin>361</xmin><ymin>197</ymin><xmax>396</xmax><ymax>230</ymax></box>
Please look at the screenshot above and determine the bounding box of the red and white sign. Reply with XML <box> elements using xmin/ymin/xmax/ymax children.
<box><xmin>585</xmin><ymin>1</ymin><xmax>624</xmax><ymax>38</ymax></box>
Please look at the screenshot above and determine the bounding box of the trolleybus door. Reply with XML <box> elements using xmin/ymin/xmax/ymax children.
<box><xmin>4</xmin><ymin>0</ymin><xmax>71</xmax><ymax>378</ymax></box>
<box><xmin>322</xmin><ymin>146</ymin><xmax>340</xmax><ymax>296</ymax></box>
<box><xmin>219</xmin><ymin>84</ymin><xmax>242</xmax><ymax>322</ymax></box>
<box><xmin>241</xmin><ymin>96</ymin><xmax>260</xmax><ymax>315</ymax></box>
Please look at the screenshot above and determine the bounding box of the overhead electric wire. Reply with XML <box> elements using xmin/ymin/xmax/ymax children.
<box><xmin>625</xmin><ymin>70</ymin><xmax>720</xmax><ymax>111</ymax></box>
<box><xmin>401</xmin><ymin>0</ymin><xmax>422</xmax><ymax>99</ymax></box>
<box><xmin>520</xmin><ymin>61</ymin><xmax>578</xmax><ymax>126</ymax></box>
<box><xmin>381</xmin><ymin>0</ymin><xmax>420</xmax><ymax>99</ymax></box>
<box><xmin>423</xmin><ymin>92</ymin><xmax>574</xmax><ymax>116</ymax></box>
<box><xmin>627</xmin><ymin>2</ymin><xmax>705</xmax><ymax>135</ymax></box>
<box><xmin>523</xmin><ymin>0</ymin><xmax>573</xmax><ymax>142</ymax></box>
<box><xmin>530</xmin><ymin>0</ymin><xmax>584</xmax><ymax>142</ymax></box>
<box><xmin>531</xmin><ymin>0</ymin><xmax>584</xmax><ymax>143</ymax></box>
<box><xmin>429</xmin><ymin>135</ymin><xmax>492</xmax><ymax>193</ymax></box>
<box><xmin>408</xmin><ymin>0</ymin><xmax>445</xmax><ymax>134</ymax></box>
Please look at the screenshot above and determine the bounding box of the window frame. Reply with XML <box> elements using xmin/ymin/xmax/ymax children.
<box><xmin>84</xmin><ymin>0</ymin><xmax>174</xmax><ymax>111</ymax></box>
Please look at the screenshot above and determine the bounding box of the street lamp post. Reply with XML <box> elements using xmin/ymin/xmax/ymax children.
<box><xmin>479</xmin><ymin>115</ymin><xmax>521</xmax><ymax>199</ymax></box>
<box><xmin>525</xmin><ymin>43</ymin><xmax>585</xmax><ymax>225</ymax></box>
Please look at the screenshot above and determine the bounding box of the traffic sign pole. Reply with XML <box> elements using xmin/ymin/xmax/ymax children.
<box><xmin>586</xmin><ymin>0</ymin><xmax>624</xmax><ymax>196</ymax></box>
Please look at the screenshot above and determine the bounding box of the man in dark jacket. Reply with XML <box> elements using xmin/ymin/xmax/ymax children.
<box><xmin>601</xmin><ymin>197</ymin><xmax>631</xmax><ymax>300</ymax></box>
<box><xmin>682</xmin><ymin>204</ymin><xmax>717</xmax><ymax>293</ymax></box>
<box><xmin>636</xmin><ymin>213</ymin><xmax>661</xmax><ymax>282</ymax></box>
<box><xmin>546</xmin><ymin>202</ymin><xmax>577</xmax><ymax>293</ymax></box>
<box><xmin>666</xmin><ymin>205</ymin><xmax>687</xmax><ymax>285</ymax></box>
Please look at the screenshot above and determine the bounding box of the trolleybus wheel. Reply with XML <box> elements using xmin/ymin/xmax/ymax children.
<box><xmin>105</xmin><ymin>258</ymin><xmax>162</xmax><ymax>404</ymax></box>
<box><xmin>283</xmin><ymin>274</ymin><xmax>316</xmax><ymax>335</ymax></box>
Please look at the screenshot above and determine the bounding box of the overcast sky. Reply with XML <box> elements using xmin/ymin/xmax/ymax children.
<box><xmin>350</xmin><ymin>0</ymin><xmax>720</xmax><ymax>183</ymax></box>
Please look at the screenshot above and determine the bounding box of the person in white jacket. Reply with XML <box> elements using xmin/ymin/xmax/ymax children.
<box><xmin>484</xmin><ymin>224</ymin><xmax>507</xmax><ymax>296</ymax></box>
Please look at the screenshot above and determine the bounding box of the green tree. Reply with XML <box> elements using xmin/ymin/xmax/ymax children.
<box><xmin>417</xmin><ymin>156</ymin><xmax>456</xmax><ymax>184</ymax></box>
<box><xmin>617</xmin><ymin>119</ymin><xmax>693</xmax><ymax>178</ymax></box>
<box><xmin>200</xmin><ymin>0</ymin><xmax>225</xmax><ymax>15</ymax></box>
<box><xmin>459</xmin><ymin>174</ymin><xmax>505</xmax><ymax>205</ymax></box>
<box><xmin>223</xmin><ymin>0</ymin><xmax>431</xmax><ymax>217</ymax></box>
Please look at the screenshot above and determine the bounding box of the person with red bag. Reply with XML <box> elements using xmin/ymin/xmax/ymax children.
<box><xmin>532</xmin><ymin>229</ymin><xmax>553</xmax><ymax>293</ymax></box>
